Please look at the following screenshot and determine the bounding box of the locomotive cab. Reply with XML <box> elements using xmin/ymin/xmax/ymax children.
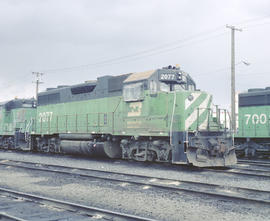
<box><xmin>122</xmin><ymin>66</ymin><xmax>237</xmax><ymax>167</ymax></box>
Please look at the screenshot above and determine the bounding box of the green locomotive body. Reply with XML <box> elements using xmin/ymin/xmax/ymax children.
<box><xmin>236</xmin><ymin>88</ymin><xmax>270</xmax><ymax>157</ymax></box>
<box><xmin>0</xmin><ymin>99</ymin><xmax>36</xmax><ymax>149</ymax></box>
<box><xmin>29</xmin><ymin>66</ymin><xmax>236</xmax><ymax>167</ymax></box>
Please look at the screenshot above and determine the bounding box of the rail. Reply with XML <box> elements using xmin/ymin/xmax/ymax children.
<box><xmin>0</xmin><ymin>158</ymin><xmax>269</xmax><ymax>204</ymax></box>
<box><xmin>0</xmin><ymin>187</ymin><xmax>156</xmax><ymax>221</ymax></box>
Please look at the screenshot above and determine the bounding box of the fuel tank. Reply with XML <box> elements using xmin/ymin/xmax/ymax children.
<box><xmin>60</xmin><ymin>140</ymin><xmax>105</xmax><ymax>156</ymax></box>
<box><xmin>60</xmin><ymin>140</ymin><xmax>122</xmax><ymax>159</ymax></box>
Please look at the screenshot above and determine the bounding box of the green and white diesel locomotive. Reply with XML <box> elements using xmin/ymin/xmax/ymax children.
<box><xmin>236</xmin><ymin>88</ymin><xmax>270</xmax><ymax>158</ymax></box>
<box><xmin>1</xmin><ymin>66</ymin><xmax>237</xmax><ymax>167</ymax></box>
<box><xmin>0</xmin><ymin>99</ymin><xmax>36</xmax><ymax>149</ymax></box>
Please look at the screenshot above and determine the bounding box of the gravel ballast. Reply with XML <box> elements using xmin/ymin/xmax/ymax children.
<box><xmin>0</xmin><ymin>150</ymin><xmax>269</xmax><ymax>221</ymax></box>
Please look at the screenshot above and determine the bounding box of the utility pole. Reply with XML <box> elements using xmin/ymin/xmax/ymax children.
<box><xmin>32</xmin><ymin>72</ymin><xmax>44</xmax><ymax>100</ymax></box>
<box><xmin>226</xmin><ymin>25</ymin><xmax>242</xmax><ymax>132</ymax></box>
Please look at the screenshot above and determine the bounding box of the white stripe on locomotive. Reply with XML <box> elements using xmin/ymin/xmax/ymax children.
<box><xmin>185</xmin><ymin>92</ymin><xmax>201</xmax><ymax>110</ymax></box>
<box><xmin>185</xmin><ymin>94</ymin><xmax>211</xmax><ymax>130</ymax></box>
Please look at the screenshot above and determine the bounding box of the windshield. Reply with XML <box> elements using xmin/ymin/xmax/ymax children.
<box><xmin>160</xmin><ymin>81</ymin><xmax>195</xmax><ymax>92</ymax></box>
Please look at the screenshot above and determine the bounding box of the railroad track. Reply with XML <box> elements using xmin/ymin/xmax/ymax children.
<box><xmin>211</xmin><ymin>166</ymin><xmax>270</xmax><ymax>177</ymax></box>
<box><xmin>0</xmin><ymin>159</ymin><xmax>269</xmax><ymax>205</ymax></box>
<box><xmin>237</xmin><ymin>159</ymin><xmax>270</xmax><ymax>167</ymax></box>
<box><xmin>0</xmin><ymin>212</ymin><xmax>27</xmax><ymax>221</ymax></box>
<box><xmin>0</xmin><ymin>187</ymin><xmax>156</xmax><ymax>221</ymax></box>
<box><xmin>1</xmin><ymin>150</ymin><xmax>270</xmax><ymax>177</ymax></box>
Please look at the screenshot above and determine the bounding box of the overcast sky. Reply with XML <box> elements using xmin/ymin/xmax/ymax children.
<box><xmin>0</xmin><ymin>0</ymin><xmax>269</xmax><ymax>108</ymax></box>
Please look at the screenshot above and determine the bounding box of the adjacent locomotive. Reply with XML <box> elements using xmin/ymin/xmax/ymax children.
<box><xmin>0</xmin><ymin>98</ymin><xmax>36</xmax><ymax>149</ymax></box>
<box><xmin>25</xmin><ymin>66</ymin><xmax>236</xmax><ymax>167</ymax></box>
<box><xmin>236</xmin><ymin>88</ymin><xmax>270</xmax><ymax>158</ymax></box>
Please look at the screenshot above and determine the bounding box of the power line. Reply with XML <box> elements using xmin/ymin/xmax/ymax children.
<box><xmin>105</xmin><ymin>20</ymin><xmax>270</xmax><ymax>71</ymax></box>
<box><xmin>234</xmin><ymin>14</ymin><xmax>270</xmax><ymax>26</ymax></box>
<box><xmin>36</xmin><ymin>14</ymin><xmax>270</xmax><ymax>74</ymax></box>
<box><xmin>242</xmin><ymin>20</ymin><xmax>270</xmax><ymax>29</ymax></box>
<box><xmin>192</xmin><ymin>60</ymin><xmax>253</xmax><ymax>78</ymax></box>
<box><xmin>238</xmin><ymin>71</ymin><xmax>270</xmax><ymax>76</ymax></box>
<box><xmin>77</xmin><ymin>32</ymin><xmax>227</xmax><ymax>70</ymax></box>
<box><xmin>42</xmin><ymin>27</ymin><xmax>225</xmax><ymax>73</ymax></box>
<box><xmin>42</xmin><ymin>31</ymin><xmax>227</xmax><ymax>73</ymax></box>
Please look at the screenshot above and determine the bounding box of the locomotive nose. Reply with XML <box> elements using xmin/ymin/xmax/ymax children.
<box><xmin>186</xmin><ymin>134</ymin><xmax>237</xmax><ymax>167</ymax></box>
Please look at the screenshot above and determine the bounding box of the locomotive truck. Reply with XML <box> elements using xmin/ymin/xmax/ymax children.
<box><xmin>0</xmin><ymin>66</ymin><xmax>237</xmax><ymax>167</ymax></box>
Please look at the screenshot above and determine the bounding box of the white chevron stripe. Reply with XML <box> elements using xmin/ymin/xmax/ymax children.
<box><xmin>199</xmin><ymin>115</ymin><xmax>209</xmax><ymax>130</ymax></box>
<box><xmin>185</xmin><ymin>94</ymin><xmax>211</xmax><ymax>130</ymax></box>
<box><xmin>185</xmin><ymin>92</ymin><xmax>201</xmax><ymax>110</ymax></box>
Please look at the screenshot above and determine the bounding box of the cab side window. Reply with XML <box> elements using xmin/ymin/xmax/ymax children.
<box><xmin>123</xmin><ymin>82</ymin><xmax>144</xmax><ymax>102</ymax></box>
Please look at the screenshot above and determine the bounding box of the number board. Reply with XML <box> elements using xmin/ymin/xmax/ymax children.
<box><xmin>159</xmin><ymin>72</ymin><xmax>180</xmax><ymax>82</ymax></box>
